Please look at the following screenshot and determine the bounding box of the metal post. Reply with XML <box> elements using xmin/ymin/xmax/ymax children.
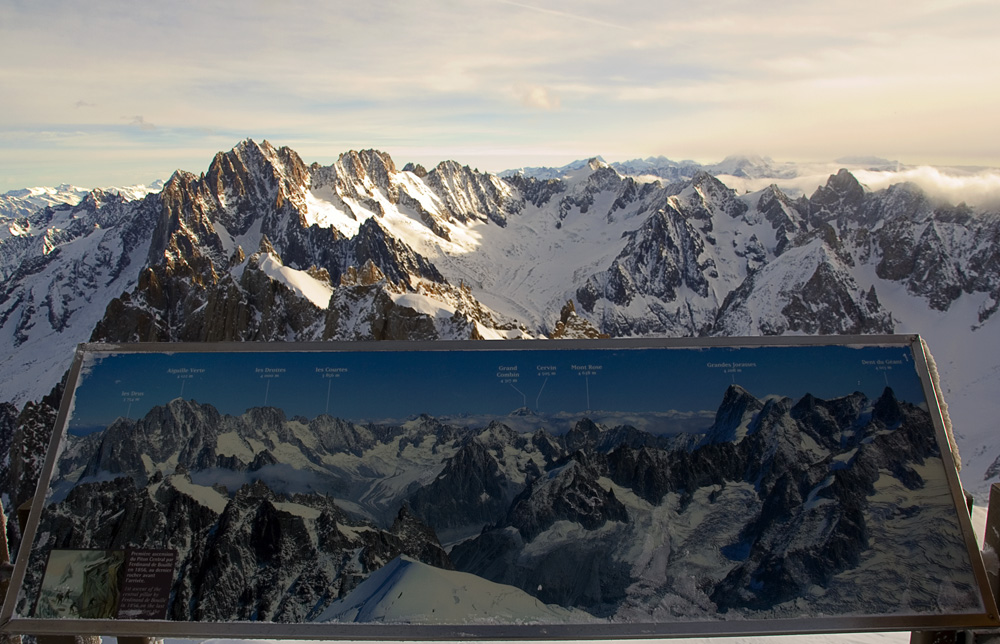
<box><xmin>0</xmin><ymin>499</ymin><xmax>22</xmax><ymax>644</ymax></box>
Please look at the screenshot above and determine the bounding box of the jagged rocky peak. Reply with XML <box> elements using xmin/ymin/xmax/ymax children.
<box><xmin>77</xmin><ymin>187</ymin><xmax>125</xmax><ymax>212</ymax></box>
<box><xmin>674</xmin><ymin>170</ymin><xmax>749</xmax><ymax>221</ymax></box>
<box><xmin>754</xmin><ymin>184</ymin><xmax>807</xmax><ymax>242</ymax></box>
<box><xmin>204</xmin><ymin>139</ymin><xmax>311</xmax><ymax>226</ymax></box>
<box><xmin>257</xmin><ymin>234</ymin><xmax>277</xmax><ymax>257</ymax></box>
<box><xmin>783</xmin><ymin>259</ymin><xmax>892</xmax><ymax>335</ymax></box>
<box><xmin>339</xmin><ymin>259</ymin><xmax>399</xmax><ymax>290</ymax></box>
<box><xmin>704</xmin><ymin>384</ymin><xmax>765</xmax><ymax>444</ymax></box>
<box><xmin>872</xmin><ymin>386</ymin><xmax>904</xmax><ymax>426</ymax></box>
<box><xmin>504</xmin><ymin>456</ymin><xmax>628</xmax><ymax>541</ymax></box>
<box><xmin>149</xmin><ymin>140</ymin><xmax>311</xmax><ymax>269</ymax></box>
<box><xmin>390</xmin><ymin>504</ymin><xmax>454</xmax><ymax>570</ymax></box>
<box><xmin>149</xmin><ymin>169</ymin><xmax>222</xmax><ymax>264</ymax></box>
<box><xmin>564</xmin><ymin>417</ymin><xmax>603</xmax><ymax>451</ymax></box>
<box><xmin>401</xmin><ymin>161</ymin><xmax>428</xmax><ymax>178</ymax></box>
<box><xmin>789</xmin><ymin>390</ymin><xmax>870</xmax><ymax>449</ymax></box>
<box><xmin>244</xmin><ymin>405</ymin><xmax>288</xmax><ymax>430</ymax></box>
<box><xmin>714</xmin><ymin>240</ymin><xmax>893</xmax><ymax>336</ymax></box>
<box><xmin>549</xmin><ymin>299</ymin><xmax>608</xmax><ymax>339</ymax></box>
<box><xmin>808</xmin><ymin>168</ymin><xmax>866</xmax><ymax>223</ymax></box>
<box><xmin>336</xmin><ymin>149</ymin><xmax>398</xmax><ymax>192</ymax></box>
<box><xmin>424</xmin><ymin>160</ymin><xmax>523</xmax><ymax>227</ymax></box>
<box><xmin>872</xmin><ymin>181</ymin><xmax>934</xmax><ymax>221</ymax></box>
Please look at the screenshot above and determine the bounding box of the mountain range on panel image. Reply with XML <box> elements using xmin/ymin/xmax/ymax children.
<box><xmin>2</xmin><ymin>138</ymin><xmax>1000</xmax><ymax>603</ymax></box>
<box><xmin>18</xmin><ymin>377</ymin><xmax>981</xmax><ymax>625</ymax></box>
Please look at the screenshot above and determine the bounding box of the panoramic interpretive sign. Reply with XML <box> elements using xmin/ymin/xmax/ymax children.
<box><xmin>2</xmin><ymin>336</ymin><xmax>997</xmax><ymax>639</ymax></box>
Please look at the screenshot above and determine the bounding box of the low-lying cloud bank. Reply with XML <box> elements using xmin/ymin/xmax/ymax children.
<box><xmin>717</xmin><ymin>164</ymin><xmax>1000</xmax><ymax>209</ymax></box>
<box><xmin>853</xmin><ymin>166</ymin><xmax>1000</xmax><ymax>209</ymax></box>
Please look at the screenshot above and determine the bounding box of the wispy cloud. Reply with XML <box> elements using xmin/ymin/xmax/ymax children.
<box><xmin>492</xmin><ymin>0</ymin><xmax>632</xmax><ymax>31</ymax></box>
<box><xmin>123</xmin><ymin>116</ymin><xmax>156</xmax><ymax>131</ymax></box>
<box><xmin>514</xmin><ymin>84</ymin><xmax>561</xmax><ymax>110</ymax></box>
<box><xmin>716</xmin><ymin>164</ymin><xmax>1000</xmax><ymax>209</ymax></box>
<box><xmin>854</xmin><ymin>167</ymin><xmax>1000</xmax><ymax>208</ymax></box>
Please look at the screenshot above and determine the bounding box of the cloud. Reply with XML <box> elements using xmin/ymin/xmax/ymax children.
<box><xmin>715</xmin><ymin>164</ymin><xmax>1000</xmax><ymax>209</ymax></box>
<box><xmin>492</xmin><ymin>0</ymin><xmax>631</xmax><ymax>31</ymax></box>
<box><xmin>514</xmin><ymin>84</ymin><xmax>560</xmax><ymax>110</ymax></box>
<box><xmin>123</xmin><ymin>115</ymin><xmax>156</xmax><ymax>131</ymax></box>
<box><xmin>2</xmin><ymin>0</ymin><xmax>999</xmax><ymax>188</ymax></box>
<box><xmin>853</xmin><ymin>166</ymin><xmax>1000</xmax><ymax>209</ymax></box>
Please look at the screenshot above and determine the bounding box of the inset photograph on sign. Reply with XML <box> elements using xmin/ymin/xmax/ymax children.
<box><xmin>6</xmin><ymin>338</ymin><xmax>993</xmax><ymax>637</ymax></box>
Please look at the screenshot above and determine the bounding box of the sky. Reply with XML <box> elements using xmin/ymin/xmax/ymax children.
<box><xmin>66</xmin><ymin>342</ymin><xmax>928</xmax><ymax>432</ymax></box>
<box><xmin>1</xmin><ymin>0</ymin><xmax>999</xmax><ymax>191</ymax></box>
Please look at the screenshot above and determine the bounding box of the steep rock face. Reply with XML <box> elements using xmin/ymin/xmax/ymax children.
<box><xmin>749</xmin><ymin>185</ymin><xmax>807</xmax><ymax>256</ymax></box>
<box><xmin>874</xmin><ymin>201</ymin><xmax>1000</xmax><ymax>315</ymax></box>
<box><xmin>0</xmin><ymin>401</ymin><xmax>22</xmax><ymax>506</ymax></box>
<box><xmin>91</xmin><ymin>184</ymin><xmax>513</xmax><ymax>344</ymax></box>
<box><xmin>671</xmin><ymin>171</ymin><xmax>749</xmax><ymax>225</ymax></box>
<box><xmin>82</xmin><ymin>398</ymin><xmax>224</xmax><ymax>479</ymax></box>
<box><xmin>554</xmin><ymin>161</ymin><xmax>650</xmax><ymax>224</ymax></box>
<box><xmin>563</xmin><ymin>417</ymin><xmax>602</xmax><ymax>453</ymax></box>
<box><xmin>502</xmin><ymin>174</ymin><xmax>566</xmax><ymax>208</ymax></box>
<box><xmin>3</xmin><ymin>380</ymin><xmax>65</xmax><ymax>555</ymax></box>
<box><xmin>424</xmin><ymin>161</ymin><xmax>524</xmax><ymax>228</ymax></box>
<box><xmin>322</xmin><ymin>274</ymin><xmax>439</xmax><ymax>341</ymax></box>
<box><xmin>408</xmin><ymin>439</ymin><xmax>519</xmax><ymax>536</ymax></box>
<box><xmin>504</xmin><ymin>456</ymin><xmax>627</xmax><ymax>541</ymax></box>
<box><xmin>330</xmin><ymin>149</ymin><xmax>400</xmax><ymax>206</ymax></box>
<box><xmin>713</xmin><ymin>241</ymin><xmax>893</xmax><ymax>336</ymax></box>
<box><xmin>713</xmin><ymin>388</ymin><xmax>940</xmax><ymax>612</ymax></box>
<box><xmin>389</xmin><ymin>504</ymin><xmax>453</xmax><ymax>570</ymax></box>
<box><xmin>605</xmin><ymin>440</ymin><xmax>743</xmax><ymax>505</ymax></box>
<box><xmin>549</xmin><ymin>299</ymin><xmax>608</xmax><ymax>339</ymax></box>
<box><xmin>1</xmin><ymin>398</ymin><xmax>49</xmax><ymax>557</ymax></box>
<box><xmin>570</xmin><ymin>171</ymin><xmax>777</xmax><ymax>337</ymax></box>
<box><xmin>88</xmin><ymin>140</ymin><xmax>452</xmax><ymax>345</ymax></box>
<box><xmin>203</xmin><ymin>140</ymin><xmax>311</xmax><ymax>238</ymax></box>
<box><xmin>701</xmin><ymin>384</ymin><xmax>765</xmax><ymax>445</ymax></box>
<box><xmin>190</xmin><ymin>482</ymin><xmax>333</xmax><ymax>622</ymax></box>
<box><xmin>807</xmin><ymin>168</ymin><xmax>867</xmax><ymax>228</ymax></box>
<box><xmin>349</xmin><ymin>218</ymin><xmax>444</xmax><ymax>286</ymax></box>
<box><xmin>788</xmin><ymin>391</ymin><xmax>870</xmax><ymax>451</ymax></box>
<box><xmin>575</xmin><ymin>205</ymin><xmax>713</xmax><ymax>336</ymax></box>
<box><xmin>450</xmin><ymin>453</ymin><xmax>632</xmax><ymax>616</ymax></box>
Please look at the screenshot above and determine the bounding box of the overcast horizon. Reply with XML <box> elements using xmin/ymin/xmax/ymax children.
<box><xmin>2</xmin><ymin>0</ymin><xmax>998</xmax><ymax>192</ymax></box>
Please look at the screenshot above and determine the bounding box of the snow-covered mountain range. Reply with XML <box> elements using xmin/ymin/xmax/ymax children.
<box><xmin>2</xmin><ymin>138</ymin><xmax>1000</xmax><ymax>558</ymax></box>
<box><xmin>21</xmin><ymin>385</ymin><xmax>977</xmax><ymax>626</ymax></box>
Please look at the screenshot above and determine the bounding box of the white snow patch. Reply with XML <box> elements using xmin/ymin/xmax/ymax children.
<box><xmin>168</xmin><ymin>475</ymin><xmax>229</xmax><ymax>514</ymax></box>
<box><xmin>317</xmin><ymin>555</ymin><xmax>599</xmax><ymax>624</ymax></box>
<box><xmin>257</xmin><ymin>253</ymin><xmax>333</xmax><ymax>309</ymax></box>
<box><xmin>305</xmin><ymin>187</ymin><xmax>362</xmax><ymax>237</ymax></box>
<box><xmin>215</xmin><ymin>431</ymin><xmax>255</xmax><ymax>462</ymax></box>
<box><xmin>272</xmin><ymin>501</ymin><xmax>322</xmax><ymax>521</ymax></box>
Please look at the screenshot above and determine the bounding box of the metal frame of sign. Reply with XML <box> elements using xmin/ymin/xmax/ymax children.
<box><xmin>2</xmin><ymin>335</ymin><xmax>997</xmax><ymax>639</ymax></box>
